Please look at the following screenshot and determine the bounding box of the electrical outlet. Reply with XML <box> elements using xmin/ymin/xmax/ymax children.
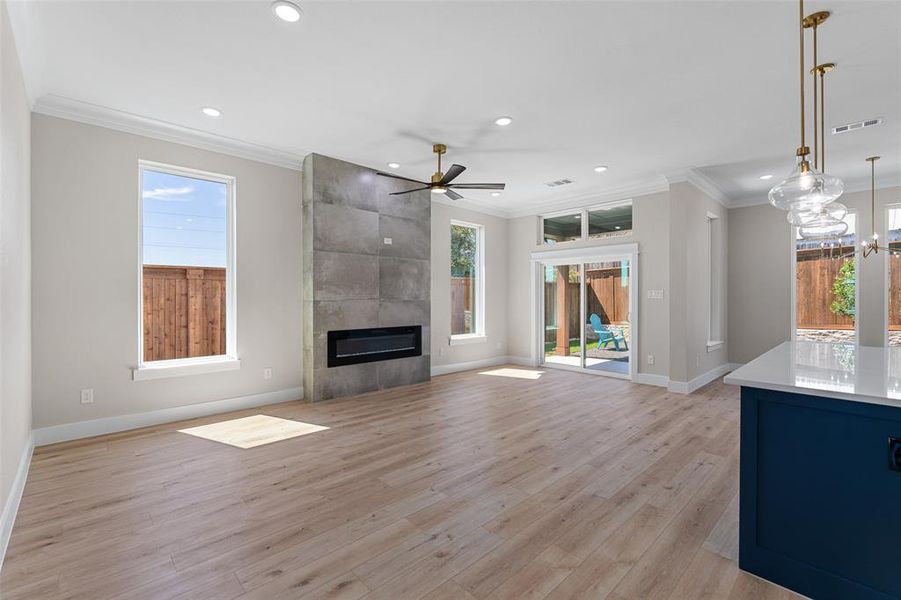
<box><xmin>647</xmin><ymin>355</ymin><xmax>655</xmax><ymax>365</ymax></box>
<box><xmin>80</xmin><ymin>389</ymin><xmax>94</xmax><ymax>404</ymax></box>
<box><xmin>263</xmin><ymin>368</ymin><xmax>272</xmax><ymax>380</ymax></box>
<box><xmin>438</xmin><ymin>347</ymin><xmax>445</xmax><ymax>357</ymax></box>
<box><xmin>496</xmin><ymin>342</ymin><xmax>502</xmax><ymax>350</ymax></box>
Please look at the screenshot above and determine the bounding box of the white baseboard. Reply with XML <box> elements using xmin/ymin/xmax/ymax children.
<box><xmin>668</xmin><ymin>362</ymin><xmax>736</xmax><ymax>394</ymax></box>
<box><xmin>635</xmin><ymin>372</ymin><xmax>669</xmax><ymax>387</ymax></box>
<box><xmin>33</xmin><ymin>386</ymin><xmax>303</xmax><ymax>447</ymax></box>
<box><xmin>0</xmin><ymin>432</ymin><xmax>34</xmax><ymax>572</ymax></box>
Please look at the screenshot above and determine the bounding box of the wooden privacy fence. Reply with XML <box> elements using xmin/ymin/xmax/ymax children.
<box><xmin>796</xmin><ymin>251</ymin><xmax>853</xmax><ymax>330</ymax></box>
<box><xmin>545</xmin><ymin>266</ymin><xmax>629</xmax><ymax>352</ymax></box>
<box><xmin>794</xmin><ymin>250</ymin><xmax>901</xmax><ymax>330</ymax></box>
<box><xmin>451</xmin><ymin>276</ymin><xmax>473</xmax><ymax>335</ymax></box>
<box><xmin>143</xmin><ymin>265</ymin><xmax>226</xmax><ymax>361</ymax></box>
<box><xmin>544</xmin><ymin>267</ymin><xmax>629</xmax><ymax>332</ymax></box>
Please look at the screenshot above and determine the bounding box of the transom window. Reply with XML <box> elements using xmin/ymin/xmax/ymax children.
<box><xmin>541</xmin><ymin>200</ymin><xmax>633</xmax><ymax>245</ymax></box>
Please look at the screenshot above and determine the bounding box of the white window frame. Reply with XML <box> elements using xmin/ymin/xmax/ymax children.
<box><xmin>885</xmin><ymin>203</ymin><xmax>901</xmax><ymax>346</ymax></box>
<box><xmin>539</xmin><ymin>199</ymin><xmax>633</xmax><ymax>246</ymax></box>
<box><xmin>706</xmin><ymin>212</ymin><xmax>724</xmax><ymax>351</ymax></box>
<box><xmin>449</xmin><ymin>219</ymin><xmax>486</xmax><ymax>344</ymax></box>
<box><xmin>133</xmin><ymin>160</ymin><xmax>239</xmax><ymax>380</ymax></box>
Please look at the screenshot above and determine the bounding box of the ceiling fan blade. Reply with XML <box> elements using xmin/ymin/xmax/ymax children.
<box><xmin>439</xmin><ymin>164</ymin><xmax>466</xmax><ymax>185</ymax></box>
<box><xmin>376</xmin><ymin>172</ymin><xmax>429</xmax><ymax>185</ymax></box>
<box><xmin>389</xmin><ymin>186</ymin><xmax>432</xmax><ymax>195</ymax></box>
<box><xmin>445</xmin><ymin>189</ymin><xmax>463</xmax><ymax>201</ymax></box>
<box><xmin>447</xmin><ymin>183</ymin><xmax>506</xmax><ymax>190</ymax></box>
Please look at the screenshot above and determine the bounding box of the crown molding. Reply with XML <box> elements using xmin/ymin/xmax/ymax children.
<box><xmin>503</xmin><ymin>175</ymin><xmax>670</xmax><ymax>219</ymax></box>
<box><xmin>729</xmin><ymin>177</ymin><xmax>901</xmax><ymax>210</ymax></box>
<box><xmin>430</xmin><ymin>194</ymin><xmax>511</xmax><ymax>219</ymax></box>
<box><xmin>32</xmin><ymin>95</ymin><xmax>306</xmax><ymax>170</ymax></box>
<box><xmin>664</xmin><ymin>168</ymin><xmax>733</xmax><ymax>208</ymax></box>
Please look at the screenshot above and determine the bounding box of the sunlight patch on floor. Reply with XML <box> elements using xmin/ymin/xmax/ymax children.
<box><xmin>178</xmin><ymin>414</ymin><xmax>329</xmax><ymax>449</ymax></box>
<box><xmin>478</xmin><ymin>368</ymin><xmax>545</xmax><ymax>380</ymax></box>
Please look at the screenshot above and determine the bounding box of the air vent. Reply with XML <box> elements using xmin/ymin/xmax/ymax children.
<box><xmin>544</xmin><ymin>178</ymin><xmax>574</xmax><ymax>188</ymax></box>
<box><xmin>832</xmin><ymin>117</ymin><xmax>883</xmax><ymax>135</ymax></box>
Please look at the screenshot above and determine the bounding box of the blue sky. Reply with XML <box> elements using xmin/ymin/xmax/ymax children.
<box><xmin>142</xmin><ymin>169</ymin><xmax>227</xmax><ymax>267</ymax></box>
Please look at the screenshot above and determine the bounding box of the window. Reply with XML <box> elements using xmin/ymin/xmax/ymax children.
<box><xmin>542</xmin><ymin>201</ymin><xmax>632</xmax><ymax>245</ymax></box>
<box><xmin>450</xmin><ymin>221</ymin><xmax>484</xmax><ymax>340</ymax></box>
<box><xmin>139</xmin><ymin>162</ymin><xmax>236</xmax><ymax>367</ymax></box>
<box><xmin>543</xmin><ymin>213</ymin><xmax>582</xmax><ymax>244</ymax></box>
<box><xmin>588</xmin><ymin>202</ymin><xmax>633</xmax><ymax>239</ymax></box>
<box><xmin>794</xmin><ymin>212</ymin><xmax>856</xmax><ymax>344</ymax></box>
<box><xmin>707</xmin><ymin>213</ymin><xmax>723</xmax><ymax>349</ymax></box>
<box><xmin>888</xmin><ymin>206</ymin><xmax>901</xmax><ymax>346</ymax></box>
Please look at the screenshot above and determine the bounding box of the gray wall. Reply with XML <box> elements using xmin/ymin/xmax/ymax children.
<box><xmin>669</xmin><ymin>182</ymin><xmax>728</xmax><ymax>382</ymax></box>
<box><xmin>430</xmin><ymin>202</ymin><xmax>508</xmax><ymax>368</ymax></box>
<box><xmin>31</xmin><ymin>115</ymin><xmax>303</xmax><ymax>428</ymax></box>
<box><xmin>302</xmin><ymin>154</ymin><xmax>431</xmax><ymax>401</ymax></box>
<box><xmin>1</xmin><ymin>0</ymin><xmax>32</xmax><ymax>518</ymax></box>
<box><xmin>505</xmin><ymin>189</ymin><xmax>674</xmax><ymax>380</ymax></box>
<box><xmin>729</xmin><ymin>185</ymin><xmax>901</xmax><ymax>364</ymax></box>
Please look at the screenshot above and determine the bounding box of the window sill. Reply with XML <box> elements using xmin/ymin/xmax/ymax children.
<box><xmin>449</xmin><ymin>334</ymin><xmax>487</xmax><ymax>346</ymax></box>
<box><xmin>706</xmin><ymin>340</ymin><xmax>725</xmax><ymax>353</ymax></box>
<box><xmin>133</xmin><ymin>356</ymin><xmax>241</xmax><ymax>381</ymax></box>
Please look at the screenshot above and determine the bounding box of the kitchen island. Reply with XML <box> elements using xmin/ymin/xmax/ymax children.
<box><xmin>725</xmin><ymin>341</ymin><xmax>901</xmax><ymax>600</ymax></box>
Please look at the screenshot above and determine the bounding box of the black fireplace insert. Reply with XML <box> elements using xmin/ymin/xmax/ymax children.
<box><xmin>327</xmin><ymin>325</ymin><xmax>422</xmax><ymax>368</ymax></box>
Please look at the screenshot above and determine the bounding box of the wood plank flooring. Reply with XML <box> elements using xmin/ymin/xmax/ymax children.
<box><xmin>0</xmin><ymin>366</ymin><xmax>802</xmax><ymax>599</ymax></box>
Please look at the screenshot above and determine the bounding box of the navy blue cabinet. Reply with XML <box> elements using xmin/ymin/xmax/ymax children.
<box><xmin>740</xmin><ymin>387</ymin><xmax>901</xmax><ymax>600</ymax></box>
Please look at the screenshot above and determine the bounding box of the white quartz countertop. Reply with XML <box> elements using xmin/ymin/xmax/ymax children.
<box><xmin>724</xmin><ymin>341</ymin><xmax>901</xmax><ymax>409</ymax></box>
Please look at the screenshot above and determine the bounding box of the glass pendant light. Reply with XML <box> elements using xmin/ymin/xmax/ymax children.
<box><xmin>769</xmin><ymin>159</ymin><xmax>843</xmax><ymax>211</ymax></box>
<box><xmin>798</xmin><ymin>212</ymin><xmax>848</xmax><ymax>239</ymax></box>
<box><xmin>769</xmin><ymin>2</ymin><xmax>843</xmax><ymax>217</ymax></box>
<box><xmin>788</xmin><ymin>201</ymin><xmax>847</xmax><ymax>226</ymax></box>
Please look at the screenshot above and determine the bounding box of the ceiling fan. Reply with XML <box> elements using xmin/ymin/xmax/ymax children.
<box><xmin>376</xmin><ymin>144</ymin><xmax>505</xmax><ymax>201</ymax></box>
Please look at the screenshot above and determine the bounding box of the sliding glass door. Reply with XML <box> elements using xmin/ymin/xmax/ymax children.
<box><xmin>543</xmin><ymin>264</ymin><xmax>583</xmax><ymax>368</ymax></box>
<box><xmin>540</xmin><ymin>257</ymin><xmax>633</xmax><ymax>378</ymax></box>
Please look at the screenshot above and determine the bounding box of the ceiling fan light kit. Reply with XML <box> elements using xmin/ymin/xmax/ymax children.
<box><xmin>376</xmin><ymin>143</ymin><xmax>506</xmax><ymax>202</ymax></box>
<box><xmin>768</xmin><ymin>0</ymin><xmax>847</xmax><ymax>239</ymax></box>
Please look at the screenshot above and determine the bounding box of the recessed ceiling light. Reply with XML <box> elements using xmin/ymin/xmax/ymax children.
<box><xmin>593</xmin><ymin>165</ymin><xmax>609</xmax><ymax>173</ymax></box>
<box><xmin>201</xmin><ymin>107</ymin><xmax>221</xmax><ymax>118</ymax></box>
<box><xmin>387</xmin><ymin>162</ymin><xmax>400</xmax><ymax>169</ymax></box>
<box><xmin>494</xmin><ymin>116</ymin><xmax>513</xmax><ymax>127</ymax></box>
<box><xmin>272</xmin><ymin>1</ymin><xmax>302</xmax><ymax>22</ymax></box>
<box><xmin>490</xmin><ymin>191</ymin><xmax>501</xmax><ymax>197</ymax></box>
<box><xmin>759</xmin><ymin>174</ymin><xmax>774</xmax><ymax>180</ymax></box>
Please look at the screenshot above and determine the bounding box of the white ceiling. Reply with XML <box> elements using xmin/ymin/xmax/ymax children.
<box><xmin>8</xmin><ymin>0</ymin><xmax>901</xmax><ymax>215</ymax></box>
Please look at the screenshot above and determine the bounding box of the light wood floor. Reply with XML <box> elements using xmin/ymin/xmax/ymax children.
<box><xmin>0</xmin><ymin>366</ymin><xmax>802</xmax><ymax>600</ymax></box>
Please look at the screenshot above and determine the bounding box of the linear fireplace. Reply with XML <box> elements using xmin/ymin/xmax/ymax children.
<box><xmin>327</xmin><ymin>326</ymin><xmax>422</xmax><ymax>368</ymax></box>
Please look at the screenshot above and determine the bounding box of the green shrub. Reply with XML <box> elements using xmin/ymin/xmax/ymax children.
<box><xmin>830</xmin><ymin>260</ymin><xmax>856</xmax><ymax>318</ymax></box>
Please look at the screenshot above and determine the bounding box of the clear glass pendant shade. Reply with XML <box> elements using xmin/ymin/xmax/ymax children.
<box><xmin>787</xmin><ymin>201</ymin><xmax>847</xmax><ymax>226</ymax></box>
<box><xmin>798</xmin><ymin>212</ymin><xmax>849</xmax><ymax>239</ymax></box>
<box><xmin>769</xmin><ymin>157</ymin><xmax>844</xmax><ymax>212</ymax></box>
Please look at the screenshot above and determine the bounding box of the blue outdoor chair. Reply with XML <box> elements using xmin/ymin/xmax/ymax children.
<box><xmin>590</xmin><ymin>313</ymin><xmax>627</xmax><ymax>351</ymax></box>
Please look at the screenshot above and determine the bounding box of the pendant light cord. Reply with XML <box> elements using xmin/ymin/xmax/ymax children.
<box><xmin>799</xmin><ymin>0</ymin><xmax>806</xmax><ymax>155</ymax></box>
<box><xmin>820</xmin><ymin>71</ymin><xmax>826</xmax><ymax>172</ymax></box>
<box><xmin>812</xmin><ymin>22</ymin><xmax>818</xmax><ymax>169</ymax></box>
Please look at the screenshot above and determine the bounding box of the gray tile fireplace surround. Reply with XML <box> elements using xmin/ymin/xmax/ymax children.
<box><xmin>302</xmin><ymin>153</ymin><xmax>431</xmax><ymax>401</ymax></box>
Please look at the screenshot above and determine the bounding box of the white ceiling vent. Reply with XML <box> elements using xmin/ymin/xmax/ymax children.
<box><xmin>832</xmin><ymin>117</ymin><xmax>883</xmax><ymax>135</ymax></box>
<box><xmin>545</xmin><ymin>178</ymin><xmax>574</xmax><ymax>188</ymax></box>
